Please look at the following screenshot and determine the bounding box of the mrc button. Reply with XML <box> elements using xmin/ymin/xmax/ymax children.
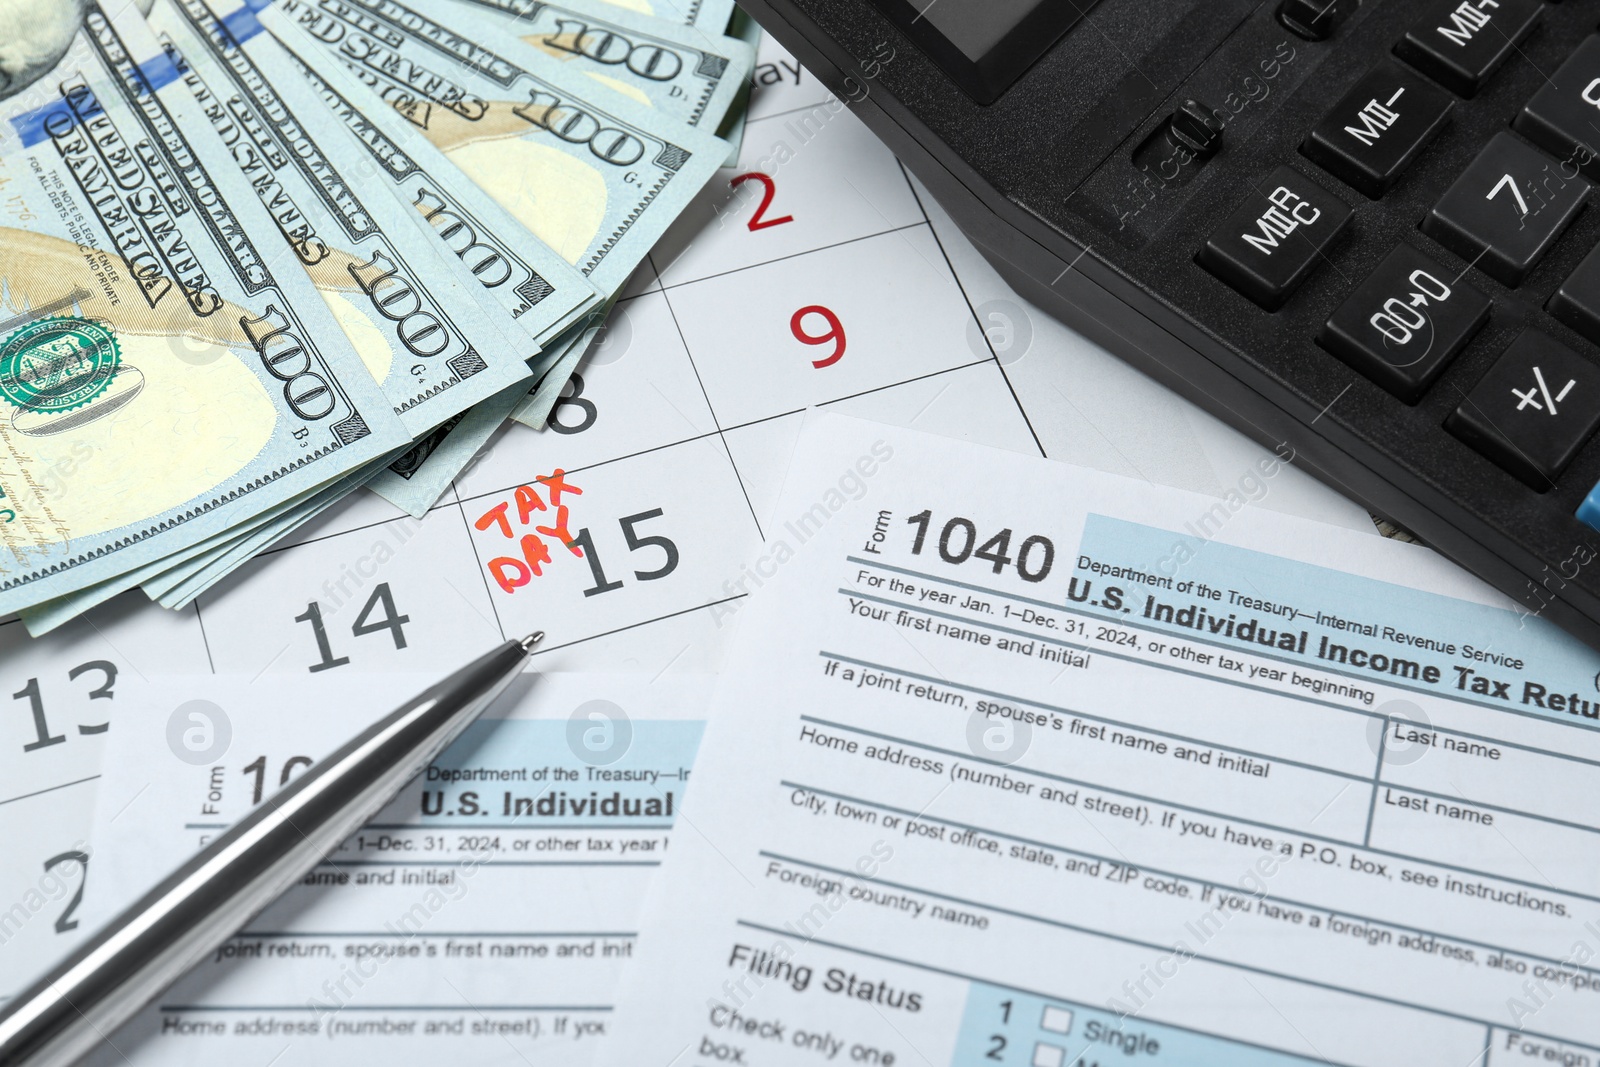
<box><xmin>1198</xmin><ymin>166</ymin><xmax>1353</xmax><ymax>311</ymax></box>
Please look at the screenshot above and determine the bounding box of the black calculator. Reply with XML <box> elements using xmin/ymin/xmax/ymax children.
<box><xmin>740</xmin><ymin>0</ymin><xmax>1600</xmax><ymax>650</ymax></box>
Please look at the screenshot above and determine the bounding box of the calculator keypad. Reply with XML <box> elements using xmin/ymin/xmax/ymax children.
<box><xmin>1196</xmin><ymin>166</ymin><xmax>1353</xmax><ymax>310</ymax></box>
<box><xmin>1317</xmin><ymin>245</ymin><xmax>1490</xmax><ymax>403</ymax></box>
<box><xmin>1189</xmin><ymin>1</ymin><xmax>1600</xmax><ymax>529</ymax></box>
<box><xmin>1446</xmin><ymin>329</ymin><xmax>1600</xmax><ymax>489</ymax></box>
<box><xmin>1393</xmin><ymin>0</ymin><xmax>1542</xmax><ymax>98</ymax></box>
<box><xmin>1421</xmin><ymin>132</ymin><xmax>1591</xmax><ymax>287</ymax></box>
<box><xmin>1301</xmin><ymin>64</ymin><xmax>1453</xmax><ymax>198</ymax></box>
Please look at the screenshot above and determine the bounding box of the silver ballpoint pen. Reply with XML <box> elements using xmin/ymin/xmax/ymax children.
<box><xmin>0</xmin><ymin>632</ymin><xmax>543</xmax><ymax>1067</ymax></box>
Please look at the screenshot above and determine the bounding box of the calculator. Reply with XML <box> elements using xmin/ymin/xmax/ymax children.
<box><xmin>739</xmin><ymin>0</ymin><xmax>1600</xmax><ymax>650</ymax></box>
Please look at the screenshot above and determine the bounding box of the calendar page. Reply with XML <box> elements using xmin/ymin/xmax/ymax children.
<box><xmin>1</xmin><ymin>29</ymin><xmax>1376</xmax><ymax>1026</ymax></box>
<box><xmin>0</xmin><ymin>603</ymin><xmax>213</xmax><ymax>1000</ymax></box>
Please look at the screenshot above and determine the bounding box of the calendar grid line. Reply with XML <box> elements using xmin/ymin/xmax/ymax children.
<box><xmin>454</xmin><ymin>433</ymin><xmax>731</xmax><ymax>510</ymax></box>
<box><xmin>372</xmin><ymin>355</ymin><xmax>1004</xmax><ymax>526</ymax></box>
<box><xmin>743</xmin><ymin>100</ymin><xmax>853</xmax><ymax>127</ymax></box>
<box><xmin>656</xmin><ymin>222</ymin><xmax>928</xmax><ymax>294</ymax></box>
<box><xmin>449</xmin><ymin>500</ymin><xmax>509</xmax><ymax>643</ymax></box>
<box><xmin>630</xmin><ymin>251</ymin><xmax>664</xmax><ymax>299</ymax></box>
<box><xmin>260</xmin><ymin>429</ymin><xmax>739</xmax><ymax>564</ymax></box>
<box><xmin>254</xmin><ymin>504</ymin><xmax>457</xmax><ymax>559</ymax></box>
<box><xmin>0</xmin><ymin>774</ymin><xmax>100</xmax><ymax>809</ymax></box>
<box><xmin>190</xmin><ymin>600</ymin><xmax>217</xmax><ymax>675</ymax></box>
<box><xmin>652</xmin><ymin>282</ymin><xmax>769</xmax><ymax>543</ymax></box>
<box><xmin>527</xmin><ymin>593</ymin><xmax>747</xmax><ymax>656</ymax></box>
<box><xmin>813</xmin><ymin>358</ymin><xmax>997</xmax><ymax>415</ymax></box>
<box><xmin>897</xmin><ymin>162</ymin><xmax>1048</xmax><ymax>458</ymax></box>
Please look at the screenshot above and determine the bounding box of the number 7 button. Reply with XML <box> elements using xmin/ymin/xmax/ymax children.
<box><xmin>1422</xmin><ymin>132</ymin><xmax>1590</xmax><ymax>286</ymax></box>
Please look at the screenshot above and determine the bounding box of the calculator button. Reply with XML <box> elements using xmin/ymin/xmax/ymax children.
<box><xmin>1446</xmin><ymin>329</ymin><xmax>1600</xmax><ymax>488</ymax></box>
<box><xmin>1197</xmin><ymin>166</ymin><xmax>1354</xmax><ymax>311</ymax></box>
<box><xmin>1394</xmin><ymin>0</ymin><xmax>1541</xmax><ymax>98</ymax></box>
<box><xmin>1301</xmin><ymin>64</ymin><xmax>1453</xmax><ymax>198</ymax></box>
<box><xmin>1550</xmin><ymin>244</ymin><xmax>1600</xmax><ymax>346</ymax></box>
<box><xmin>1514</xmin><ymin>36</ymin><xmax>1600</xmax><ymax>183</ymax></box>
<box><xmin>1421</xmin><ymin>132</ymin><xmax>1591</xmax><ymax>287</ymax></box>
<box><xmin>1278</xmin><ymin>0</ymin><xmax>1357</xmax><ymax>42</ymax></box>
<box><xmin>1318</xmin><ymin>245</ymin><xmax>1490</xmax><ymax>402</ymax></box>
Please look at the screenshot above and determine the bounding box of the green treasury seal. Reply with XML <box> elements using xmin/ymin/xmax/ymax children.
<box><xmin>0</xmin><ymin>317</ymin><xmax>122</xmax><ymax>414</ymax></box>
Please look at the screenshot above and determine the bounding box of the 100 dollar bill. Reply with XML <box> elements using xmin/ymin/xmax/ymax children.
<box><xmin>270</xmin><ymin>0</ymin><xmax>729</xmax><ymax>298</ymax></box>
<box><xmin>587</xmin><ymin>0</ymin><xmax>736</xmax><ymax>32</ymax></box>
<box><xmin>367</xmin><ymin>377</ymin><xmax>526</xmax><ymax>517</ymax></box>
<box><xmin>0</xmin><ymin>1</ymin><xmax>405</xmax><ymax>614</ymax></box>
<box><xmin>433</xmin><ymin>0</ymin><xmax>753</xmax><ymax>133</ymax></box>
<box><xmin>160</xmin><ymin>0</ymin><xmax>557</xmax><ymax>519</ymax></box>
<box><xmin>261</xmin><ymin>4</ymin><xmax>599</xmax><ymax>345</ymax></box>
<box><xmin>149</xmin><ymin>0</ymin><xmax>534</xmax><ymax>435</ymax></box>
<box><xmin>510</xmin><ymin>295</ymin><xmax>613</xmax><ymax>429</ymax></box>
<box><xmin>147</xmin><ymin>453</ymin><xmax>394</xmax><ymax>608</ymax></box>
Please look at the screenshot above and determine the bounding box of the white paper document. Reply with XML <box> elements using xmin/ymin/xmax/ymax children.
<box><xmin>602</xmin><ymin>412</ymin><xmax>1600</xmax><ymax>1067</ymax></box>
<box><xmin>81</xmin><ymin>671</ymin><xmax>706</xmax><ymax>1065</ymax></box>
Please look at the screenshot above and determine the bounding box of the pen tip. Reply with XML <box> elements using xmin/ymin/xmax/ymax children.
<box><xmin>519</xmin><ymin>631</ymin><xmax>545</xmax><ymax>653</ymax></box>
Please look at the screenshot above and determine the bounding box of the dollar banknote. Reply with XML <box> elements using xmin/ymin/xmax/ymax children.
<box><xmin>147</xmin><ymin>0</ymin><xmax>535</xmax><ymax>437</ymax></box>
<box><xmin>16</xmin><ymin>439</ymin><xmax>382</xmax><ymax>634</ymax></box>
<box><xmin>152</xmin><ymin>0</ymin><xmax>564</xmax><ymax>517</ymax></box>
<box><xmin>585</xmin><ymin>0</ymin><xmax>737</xmax><ymax>33</ymax></box>
<box><xmin>143</xmin><ymin>354</ymin><xmax>538</xmax><ymax>612</ymax></box>
<box><xmin>257</xmin><ymin>2</ymin><xmax>600</xmax><ymax>348</ymax></box>
<box><xmin>0</xmin><ymin>1</ymin><xmax>407</xmax><ymax>615</ymax></box>
<box><xmin>719</xmin><ymin>5</ymin><xmax>759</xmax><ymax>159</ymax></box>
<box><xmin>147</xmin><ymin>453</ymin><xmax>393</xmax><ymax>608</ymax></box>
<box><xmin>431</xmin><ymin>0</ymin><xmax>753</xmax><ymax>135</ymax></box>
<box><xmin>144</xmin><ymin>354</ymin><xmax>567</xmax><ymax>601</ymax></box>
<box><xmin>16</xmin><ymin>465</ymin><xmax>345</xmax><ymax>634</ymax></box>
<box><xmin>510</xmin><ymin>295</ymin><xmax>615</xmax><ymax>429</ymax></box>
<box><xmin>30</xmin><ymin>406</ymin><xmax>471</xmax><ymax>630</ymax></box>
<box><xmin>366</xmin><ymin>376</ymin><xmax>526</xmax><ymax>516</ymax></box>
<box><xmin>364</xmin><ymin>333</ymin><xmax>571</xmax><ymax>514</ymax></box>
<box><xmin>267</xmin><ymin>0</ymin><xmax>730</xmax><ymax>300</ymax></box>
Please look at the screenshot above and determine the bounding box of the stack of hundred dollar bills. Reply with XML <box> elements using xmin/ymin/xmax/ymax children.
<box><xmin>0</xmin><ymin>0</ymin><xmax>753</xmax><ymax>633</ymax></box>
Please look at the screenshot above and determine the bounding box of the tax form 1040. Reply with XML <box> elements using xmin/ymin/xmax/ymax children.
<box><xmin>604</xmin><ymin>412</ymin><xmax>1600</xmax><ymax>1067</ymax></box>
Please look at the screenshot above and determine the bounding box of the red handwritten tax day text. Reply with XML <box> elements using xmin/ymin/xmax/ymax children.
<box><xmin>476</xmin><ymin>470</ymin><xmax>583</xmax><ymax>593</ymax></box>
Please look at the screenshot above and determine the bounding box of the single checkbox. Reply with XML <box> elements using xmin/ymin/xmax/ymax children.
<box><xmin>1040</xmin><ymin>1005</ymin><xmax>1074</xmax><ymax>1034</ymax></box>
